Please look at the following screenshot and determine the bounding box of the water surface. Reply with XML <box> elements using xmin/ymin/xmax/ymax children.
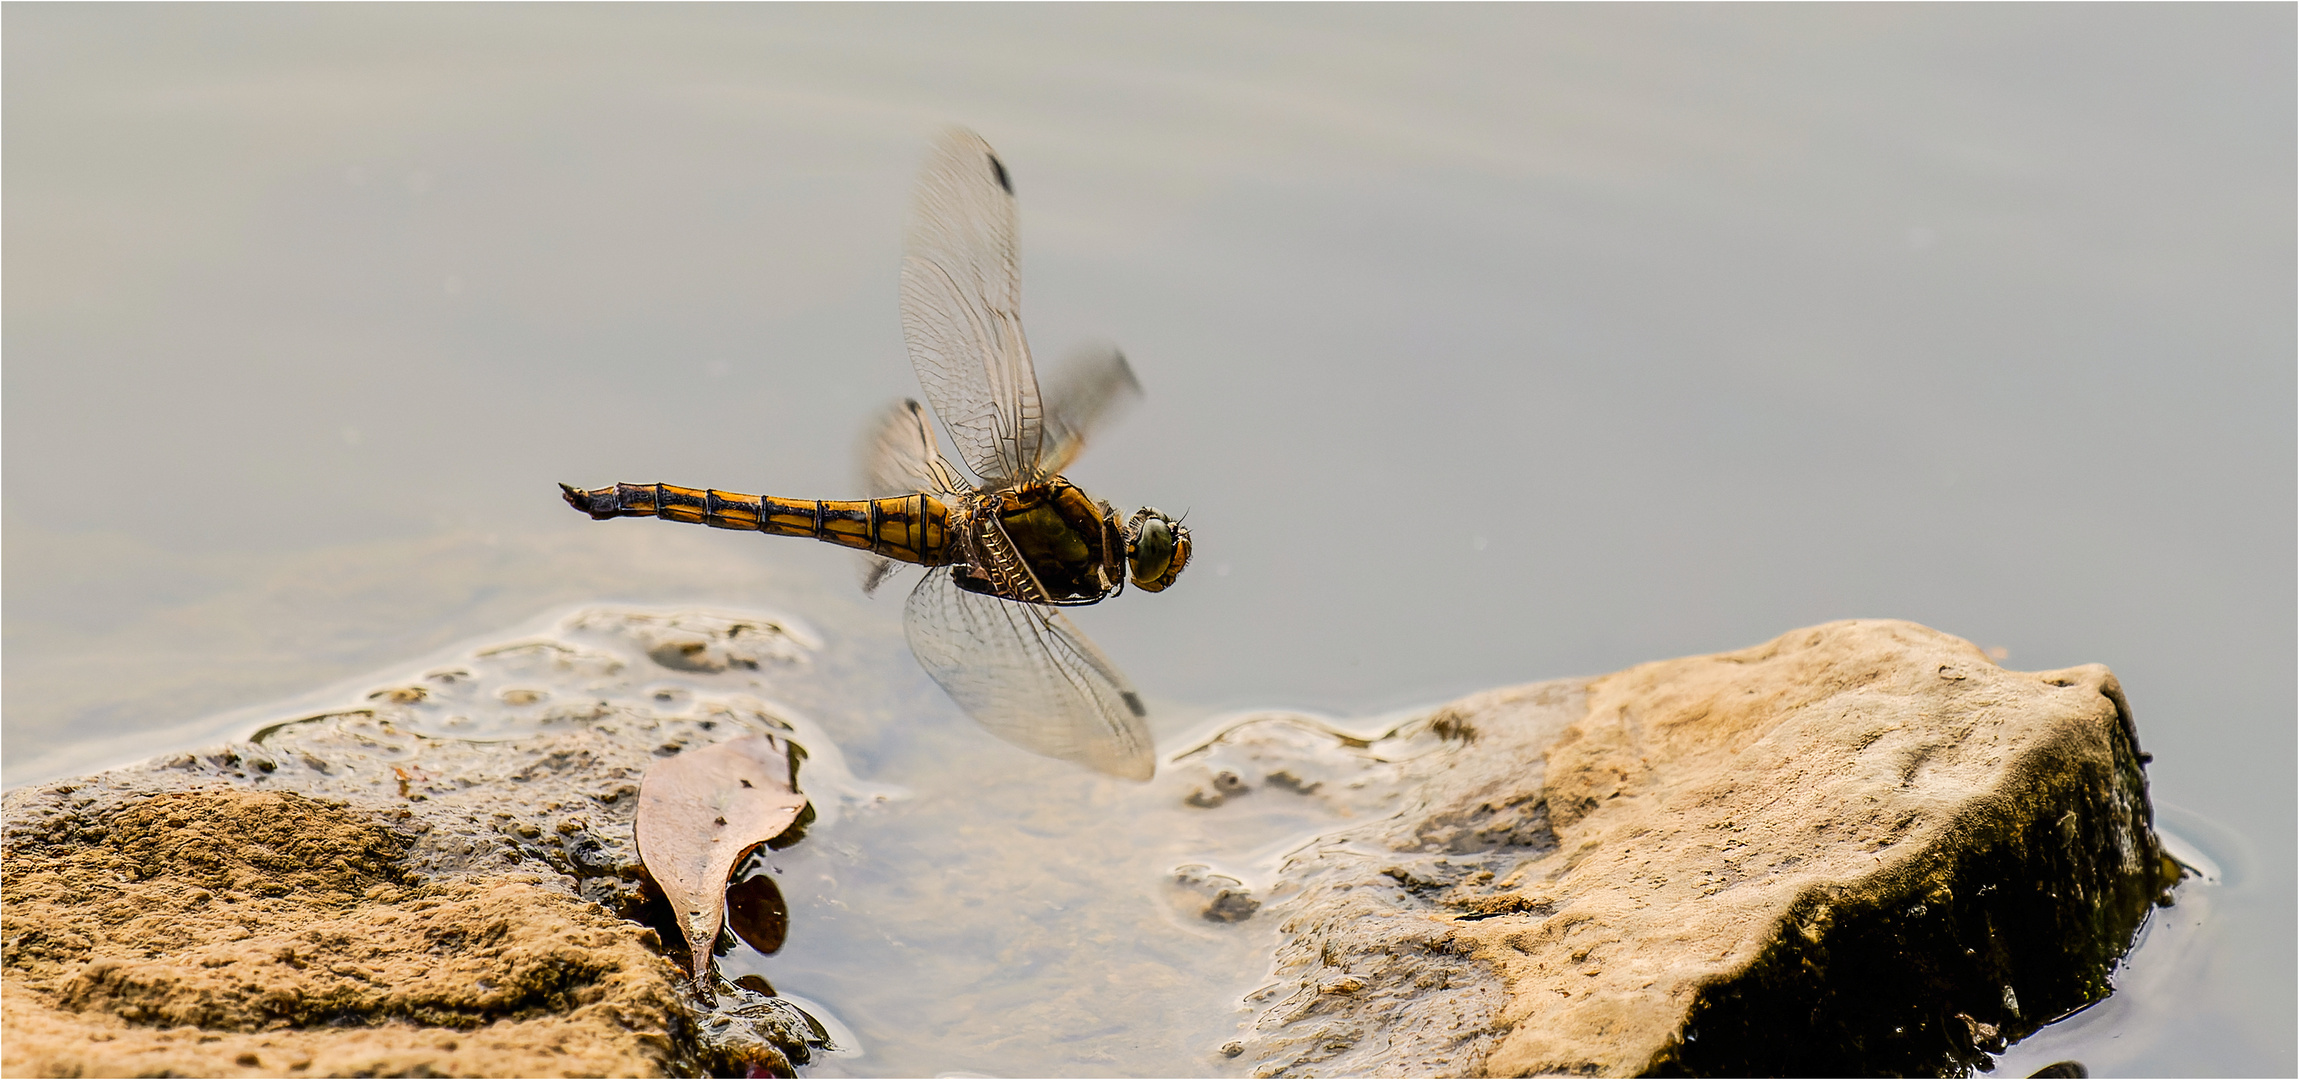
<box><xmin>6</xmin><ymin>6</ymin><xmax>2291</xmax><ymax>1074</ymax></box>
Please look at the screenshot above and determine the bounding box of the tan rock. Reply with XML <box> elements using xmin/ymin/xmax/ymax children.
<box><xmin>0</xmin><ymin>610</ymin><xmax>855</xmax><ymax>1078</ymax></box>
<box><xmin>1235</xmin><ymin>620</ymin><xmax>2171</xmax><ymax>1077</ymax></box>
<box><xmin>1</xmin><ymin>788</ymin><xmax>691</xmax><ymax>1078</ymax></box>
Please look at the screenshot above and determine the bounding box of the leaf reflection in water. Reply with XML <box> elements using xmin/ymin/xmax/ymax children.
<box><xmin>726</xmin><ymin>872</ymin><xmax>791</xmax><ymax>956</ymax></box>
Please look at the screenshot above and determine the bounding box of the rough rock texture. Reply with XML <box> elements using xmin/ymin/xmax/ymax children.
<box><xmin>2</xmin><ymin>790</ymin><xmax>684</xmax><ymax>1077</ymax></box>
<box><xmin>1207</xmin><ymin>686</ymin><xmax>1580</xmax><ymax>1077</ymax></box>
<box><xmin>1</xmin><ymin>609</ymin><xmax>849</xmax><ymax>1079</ymax></box>
<box><xmin>1231</xmin><ymin>619</ymin><xmax>2171</xmax><ymax>1078</ymax></box>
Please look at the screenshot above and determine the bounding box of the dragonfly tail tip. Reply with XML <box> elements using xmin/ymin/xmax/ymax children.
<box><xmin>558</xmin><ymin>482</ymin><xmax>611</xmax><ymax>519</ymax></box>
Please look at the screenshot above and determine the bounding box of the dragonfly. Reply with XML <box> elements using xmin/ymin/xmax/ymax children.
<box><xmin>560</xmin><ymin>129</ymin><xmax>1190</xmax><ymax>780</ymax></box>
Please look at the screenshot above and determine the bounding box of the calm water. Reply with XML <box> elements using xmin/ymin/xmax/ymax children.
<box><xmin>6</xmin><ymin>7</ymin><xmax>2291</xmax><ymax>1075</ymax></box>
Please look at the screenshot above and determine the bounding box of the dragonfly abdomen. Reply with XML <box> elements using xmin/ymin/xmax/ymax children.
<box><xmin>559</xmin><ymin>482</ymin><xmax>950</xmax><ymax>565</ymax></box>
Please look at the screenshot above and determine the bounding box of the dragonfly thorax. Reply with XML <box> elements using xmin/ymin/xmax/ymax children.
<box><xmin>955</xmin><ymin>477</ymin><xmax>1124</xmax><ymax>605</ymax></box>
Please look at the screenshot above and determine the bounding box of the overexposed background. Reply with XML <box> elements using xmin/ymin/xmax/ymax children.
<box><xmin>6</xmin><ymin>7</ymin><xmax>2290</xmax><ymax>1074</ymax></box>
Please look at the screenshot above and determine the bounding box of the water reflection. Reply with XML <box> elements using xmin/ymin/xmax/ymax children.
<box><xmin>728</xmin><ymin>863</ymin><xmax>793</xmax><ymax>956</ymax></box>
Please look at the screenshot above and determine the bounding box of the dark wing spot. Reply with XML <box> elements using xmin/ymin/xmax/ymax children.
<box><xmin>988</xmin><ymin>154</ymin><xmax>1012</xmax><ymax>194</ymax></box>
<box><xmin>739</xmin><ymin>778</ymin><xmax>753</xmax><ymax>788</ymax></box>
<box><xmin>1121</xmin><ymin>691</ymin><xmax>1146</xmax><ymax>717</ymax></box>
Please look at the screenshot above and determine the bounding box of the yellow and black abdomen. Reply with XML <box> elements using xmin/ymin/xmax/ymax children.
<box><xmin>559</xmin><ymin>482</ymin><xmax>950</xmax><ymax>566</ymax></box>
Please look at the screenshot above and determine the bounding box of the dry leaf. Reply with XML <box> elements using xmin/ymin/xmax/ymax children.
<box><xmin>634</xmin><ymin>733</ymin><xmax>809</xmax><ymax>988</ymax></box>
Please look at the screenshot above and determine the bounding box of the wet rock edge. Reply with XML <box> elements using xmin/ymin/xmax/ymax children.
<box><xmin>1650</xmin><ymin>683</ymin><xmax>2176</xmax><ymax>1077</ymax></box>
<box><xmin>1227</xmin><ymin>621</ymin><xmax>2182</xmax><ymax>1079</ymax></box>
<box><xmin>0</xmin><ymin>609</ymin><xmax>837</xmax><ymax>1078</ymax></box>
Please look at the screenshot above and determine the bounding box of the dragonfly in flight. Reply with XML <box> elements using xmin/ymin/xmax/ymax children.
<box><xmin>561</xmin><ymin>129</ymin><xmax>1190</xmax><ymax>780</ymax></box>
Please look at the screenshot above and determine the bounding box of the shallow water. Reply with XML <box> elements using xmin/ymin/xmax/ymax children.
<box><xmin>42</xmin><ymin>595</ymin><xmax>1444</xmax><ymax>1077</ymax></box>
<box><xmin>10</xmin><ymin>589</ymin><xmax>2252</xmax><ymax>1077</ymax></box>
<box><xmin>6</xmin><ymin>6</ymin><xmax>2292</xmax><ymax>1075</ymax></box>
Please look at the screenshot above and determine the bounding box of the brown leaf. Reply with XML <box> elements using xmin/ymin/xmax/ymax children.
<box><xmin>634</xmin><ymin>733</ymin><xmax>809</xmax><ymax>988</ymax></box>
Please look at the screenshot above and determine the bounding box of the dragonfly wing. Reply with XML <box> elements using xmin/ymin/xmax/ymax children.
<box><xmin>1035</xmin><ymin>343</ymin><xmax>1144</xmax><ymax>478</ymax></box>
<box><xmin>854</xmin><ymin>398</ymin><xmax>969</xmax><ymax>596</ymax></box>
<box><xmin>901</xmin><ymin>128</ymin><xmax>1043</xmax><ymax>487</ymax></box>
<box><xmin>858</xmin><ymin>398</ymin><xmax>968</xmax><ymax>498</ymax></box>
<box><xmin>857</xmin><ymin>556</ymin><xmax>906</xmax><ymax>596</ymax></box>
<box><xmin>905</xmin><ymin>569</ymin><xmax>1155</xmax><ymax>781</ymax></box>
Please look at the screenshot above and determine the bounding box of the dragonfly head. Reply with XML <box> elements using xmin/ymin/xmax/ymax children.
<box><xmin>1123</xmin><ymin>508</ymin><xmax>1191</xmax><ymax>593</ymax></box>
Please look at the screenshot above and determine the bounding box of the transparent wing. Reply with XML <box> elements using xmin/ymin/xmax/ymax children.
<box><xmin>905</xmin><ymin>569</ymin><xmax>1155</xmax><ymax>781</ymax></box>
<box><xmin>858</xmin><ymin>398</ymin><xmax>967</xmax><ymax>498</ymax></box>
<box><xmin>1036</xmin><ymin>344</ymin><xmax>1143</xmax><ymax>479</ymax></box>
<box><xmin>855</xmin><ymin>399</ymin><xmax>969</xmax><ymax>596</ymax></box>
<box><xmin>858</xmin><ymin>556</ymin><xmax>909</xmax><ymax>598</ymax></box>
<box><xmin>900</xmin><ymin>128</ymin><xmax>1043</xmax><ymax>488</ymax></box>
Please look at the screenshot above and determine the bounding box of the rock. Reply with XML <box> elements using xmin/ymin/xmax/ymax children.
<box><xmin>0</xmin><ymin>608</ymin><xmax>860</xmax><ymax>1079</ymax></box>
<box><xmin>2</xmin><ymin>789</ymin><xmax>685</xmax><ymax>1078</ymax></box>
<box><xmin>4</xmin><ymin>610</ymin><xmax>2175</xmax><ymax>1077</ymax></box>
<box><xmin>1228</xmin><ymin>620</ymin><xmax>2173</xmax><ymax>1078</ymax></box>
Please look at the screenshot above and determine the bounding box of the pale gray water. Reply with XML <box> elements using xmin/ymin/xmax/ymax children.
<box><xmin>5</xmin><ymin>6</ymin><xmax>2291</xmax><ymax>1075</ymax></box>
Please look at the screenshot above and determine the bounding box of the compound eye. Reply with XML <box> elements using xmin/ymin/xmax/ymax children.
<box><xmin>1130</xmin><ymin>517</ymin><xmax>1175</xmax><ymax>585</ymax></box>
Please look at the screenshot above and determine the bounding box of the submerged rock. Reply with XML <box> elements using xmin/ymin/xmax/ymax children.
<box><xmin>1221</xmin><ymin>620</ymin><xmax>2173</xmax><ymax>1078</ymax></box>
<box><xmin>1</xmin><ymin>608</ymin><xmax>857</xmax><ymax>1079</ymax></box>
